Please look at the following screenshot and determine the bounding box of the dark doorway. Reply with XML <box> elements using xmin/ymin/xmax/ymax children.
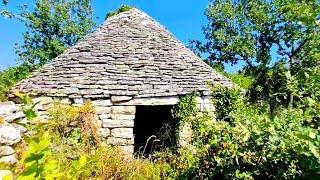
<box><xmin>134</xmin><ymin>105</ymin><xmax>178</xmax><ymax>157</ymax></box>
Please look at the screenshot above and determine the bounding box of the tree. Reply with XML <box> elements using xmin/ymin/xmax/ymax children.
<box><xmin>16</xmin><ymin>0</ymin><xmax>95</xmax><ymax>66</ymax></box>
<box><xmin>1</xmin><ymin>0</ymin><xmax>10</xmax><ymax>18</ymax></box>
<box><xmin>192</xmin><ymin>0</ymin><xmax>320</xmax><ymax>113</ymax></box>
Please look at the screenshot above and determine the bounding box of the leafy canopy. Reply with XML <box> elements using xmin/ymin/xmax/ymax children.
<box><xmin>16</xmin><ymin>0</ymin><xmax>96</xmax><ymax>65</ymax></box>
<box><xmin>192</xmin><ymin>0</ymin><xmax>320</xmax><ymax>111</ymax></box>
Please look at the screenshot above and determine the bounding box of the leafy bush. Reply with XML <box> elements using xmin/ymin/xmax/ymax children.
<box><xmin>161</xmin><ymin>86</ymin><xmax>320</xmax><ymax>179</ymax></box>
<box><xmin>0</xmin><ymin>65</ymin><xmax>31</xmax><ymax>101</ymax></box>
<box><xmin>106</xmin><ymin>5</ymin><xmax>133</xmax><ymax>19</ymax></box>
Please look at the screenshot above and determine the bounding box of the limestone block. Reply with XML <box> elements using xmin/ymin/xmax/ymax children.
<box><xmin>119</xmin><ymin>145</ymin><xmax>134</xmax><ymax>155</ymax></box>
<box><xmin>112</xmin><ymin>106</ymin><xmax>135</xmax><ymax>115</ymax></box>
<box><xmin>10</xmin><ymin>124</ymin><xmax>28</xmax><ymax>134</ymax></box>
<box><xmin>111</xmin><ymin>128</ymin><xmax>133</xmax><ymax>139</ymax></box>
<box><xmin>0</xmin><ymin>126</ymin><xmax>21</xmax><ymax>145</ymax></box>
<box><xmin>33</xmin><ymin>97</ymin><xmax>53</xmax><ymax>106</ymax></box>
<box><xmin>4</xmin><ymin>112</ymin><xmax>25</xmax><ymax>123</ymax></box>
<box><xmin>0</xmin><ymin>146</ymin><xmax>15</xmax><ymax>156</ymax></box>
<box><xmin>99</xmin><ymin>128</ymin><xmax>110</xmax><ymax>138</ymax></box>
<box><xmin>80</xmin><ymin>89</ymin><xmax>104</xmax><ymax>95</ymax></box>
<box><xmin>95</xmin><ymin>106</ymin><xmax>111</xmax><ymax>115</ymax></box>
<box><xmin>92</xmin><ymin>99</ymin><xmax>112</xmax><ymax>106</ymax></box>
<box><xmin>60</xmin><ymin>98</ymin><xmax>71</xmax><ymax>104</ymax></box>
<box><xmin>0</xmin><ymin>155</ymin><xmax>17</xmax><ymax>164</ymax></box>
<box><xmin>73</xmin><ymin>98</ymin><xmax>84</xmax><ymax>104</ymax></box>
<box><xmin>114</xmin><ymin>97</ymin><xmax>179</xmax><ymax>106</ymax></box>
<box><xmin>111</xmin><ymin>114</ymin><xmax>135</xmax><ymax>121</ymax></box>
<box><xmin>0</xmin><ymin>102</ymin><xmax>20</xmax><ymax>116</ymax></box>
<box><xmin>99</xmin><ymin>114</ymin><xmax>112</xmax><ymax>120</ymax></box>
<box><xmin>111</xmin><ymin>96</ymin><xmax>132</xmax><ymax>103</ymax></box>
<box><xmin>64</xmin><ymin>87</ymin><xmax>79</xmax><ymax>94</ymax></box>
<box><xmin>102</xmin><ymin>119</ymin><xmax>134</xmax><ymax>128</ymax></box>
<box><xmin>107</xmin><ymin>137</ymin><xmax>134</xmax><ymax>145</ymax></box>
<box><xmin>32</xmin><ymin>97</ymin><xmax>53</xmax><ymax>111</ymax></box>
<box><xmin>0</xmin><ymin>170</ymin><xmax>13</xmax><ymax>179</ymax></box>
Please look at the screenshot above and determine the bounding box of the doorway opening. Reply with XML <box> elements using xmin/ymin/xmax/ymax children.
<box><xmin>133</xmin><ymin>105</ymin><xmax>178</xmax><ymax>157</ymax></box>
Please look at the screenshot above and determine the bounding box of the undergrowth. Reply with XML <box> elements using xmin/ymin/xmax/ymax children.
<box><xmin>1</xmin><ymin>100</ymin><xmax>167</xmax><ymax>180</ymax></box>
<box><xmin>0</xmin><ymin>65</ymin><xmax>32</xmax><ymax>101</ymax></box>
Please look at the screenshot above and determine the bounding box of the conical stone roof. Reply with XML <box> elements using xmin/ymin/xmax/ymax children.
<box><xmin>10</xmin><ymin>8</ymin><xmax>231</xmax><ymax>99</ymax></box>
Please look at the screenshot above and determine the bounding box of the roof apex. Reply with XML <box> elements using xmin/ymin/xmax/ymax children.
<box><xmin>10</xmin><ymin>7</ymin><xmax>232</xmax><ymax>98</ymax></box>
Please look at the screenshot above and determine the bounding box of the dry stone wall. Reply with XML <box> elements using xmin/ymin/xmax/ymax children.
<box><xmin>0</xmin><ymin>102</ymin><xmax>26</xmax><ymax>164</ymax></box>
<box><xmin>1</xmin><ymin>94</ymin><xmax>215</xmax><ymax>162</ymax></box>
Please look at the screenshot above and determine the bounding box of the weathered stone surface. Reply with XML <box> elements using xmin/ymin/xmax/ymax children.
<box><xmin>73</xmin><ymin>98</ymin><xmax>84</xmax><ymax>104</ymax></box>
<box><xmin>112</xmin><ymin>106</ymin><xmax>135</xmax><ymax>115</ymax></box>
<box><xmin>0</xmin><ymin>154</ymin><xmax>17</xmax><ymax>164</ymax></box>
<box><xmin>0</xmin><ymin>170</ymin><xmax>13</xmax><ymax>179</ymax></box>
<box><xmin>3</xmin><ymin>111</ymin><xmax>25</xmax><ymax>123</ymax></box>
<box><xmin>115</xmin><ymin>97</ymin><xmax>179</xmax><ymax>106</ymax></box>
<box><xmin>11</xmin><ymin>124</ymin><xmax>28</xmax><ymax>134</ymax></box>
<box><xmin>111</xmin><ymin>96</ymin><xmax>132</xmax><ymax>103</ymax></box>
<box><xmin>102</xmin><ymin>119</ymin><xmax>134</xmax><ymax>128</ymax></box>
<box><xmin>99</xmin><ymin>114</ymin><xmax>112</xmax><ymax>120</ymax></box>
<box><xmin>111</xmin><ymin>128</ymin><xmax>133</xmax><ymax>139</ymax></box>
<box><xmin>0</xmin><ymin>102</ymin><xmax>20</xmax><ymax>116</ymax></box>
<box><xmin>95</xmin><ymin>106</ymin><xmax>111</xmax><ymax>114</ymax></box>
<box><xmin>111</xmin><ymin>114</ymin><xmax>135</xmax><ymax>121</ymax></box>
<box><xmin>107</xmin><ymin>137</ymin><xmax>134</xmax><ymax>145</ymax></box>
<box><xmin>0</xmin><ymin>146</ymin><xmax>15</xmax><ymax>156</ymax></box>
<box><xmin>99</xmin><ymin>128</ymin><xmax>110</xmax><ymax>138</ymax></box>
<box><xmin>0</xmin><ymin>126</ymin><xmax>21</xmax><ymax>145</ymax></box>
<box><xmin>60</xmin><ymin>98</ymin><xmax>71</xmax><ymax>104</ymax></box>
<box><xmin>92</xmin><ymin>100</ymin><xmax>112</xmax><ymax>106</ymax></box>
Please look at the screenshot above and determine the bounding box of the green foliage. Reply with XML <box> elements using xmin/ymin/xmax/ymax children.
<box><xmin>0</xmin><ymin>65</ymin><xmax>31</xmax><ymax>101</ymax></box>
<box><xmin>225</xmin><ymin>73</ymin><xmax>253</xmax><ymax>89</ymax></box>
<box><xmin>192</xmin><ymin>0</ymin><xmax>320</xmax><ymax>111</ymax></box>
<box><xmin>106</xmin><ymin>5</ymin><xmax>133</xmax><ymax>19</ymax></box>
<box><xmin>14</xmin><ymin>93</ymin><xmax>38</xmax><ymax>120</ymax></box>
<box><xmin>210</xmin><ymin>85</ymin><xmax>240</xmax><ymax>121</ymax></box>
<box><xmin>17</xmin><ymin>132</ymin><xmax>61</xmax><ymax>179</ymax></box>
<box><xmin>16</xmin><ymin>0</ymin><xmax>95</xmax><ymax>65</ymax></box>
<box><xmin>164</xmin><ymin>86</ymin><xmax>320</xmax><ymax>179</ymax></box>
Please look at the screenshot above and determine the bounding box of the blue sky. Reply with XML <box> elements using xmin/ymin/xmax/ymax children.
<box><xmin>0</xmin><ymin>0</ymin><xmax>240</xmax><ymax>72</ymax></box>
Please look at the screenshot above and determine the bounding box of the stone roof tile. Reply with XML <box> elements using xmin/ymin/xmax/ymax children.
<box><xmin>10</xmin><ymin>8</ymin><xmax>232</xmax><ymax>98</ymax></box>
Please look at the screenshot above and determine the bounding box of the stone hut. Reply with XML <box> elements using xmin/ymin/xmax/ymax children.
<box><xmin>8</xmin><ymin>8</ymin><xmax>231</xmax><ymax>154</ymax></box>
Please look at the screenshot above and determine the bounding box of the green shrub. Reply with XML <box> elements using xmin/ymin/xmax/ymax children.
<box><xmin>0</xmin><ymin>65</ymin><xmax>31</xmax><ymax>101</ymax></box>
<box><xmin>105</xmin><ymin>5</ymin><xmax>133</xmax><ymax>19</ymax></box>
<box><xmin>162</xmin><ymin>86</ymin><xmax>320</xmax><ymax>179</ymax></box>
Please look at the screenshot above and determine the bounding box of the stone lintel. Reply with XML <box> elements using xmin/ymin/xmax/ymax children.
<box><xmin>114</xmin><ymin>96</ymin><xmax>179</xmax><ymax>106</ymax></box>
<box><xmin>111</xmin><ymin>96</ymin><xmax>133</xmax><ymax>103</ymax></box>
